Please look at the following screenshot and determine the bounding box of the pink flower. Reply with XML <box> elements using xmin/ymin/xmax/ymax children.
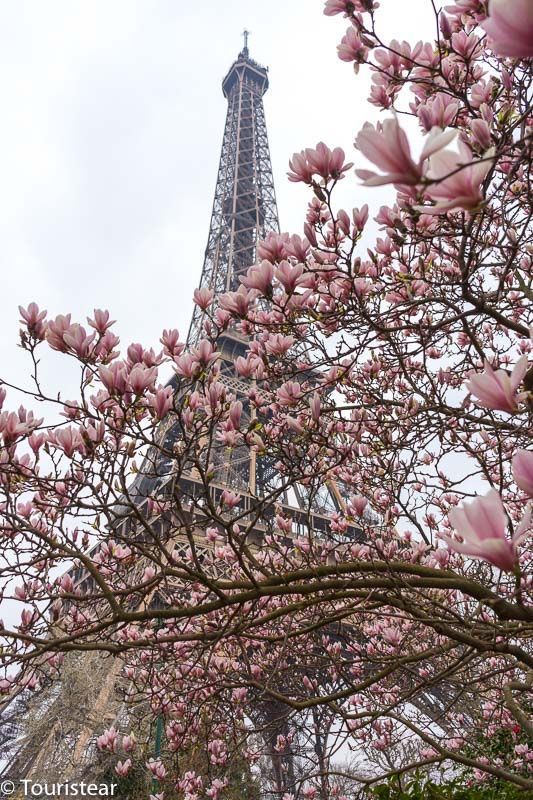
<box><xmin>264</xmin><ymin>334</ymin><xmax>295</xmax><ymax>356</ymax></box>
<box><xmin>417</xmin><ymin>94</ymin><xmax>459</xmax><ymax>132</ymax></box>
<box><xmin>275</xmin><ymin>261</ymin><xmax>305</xmax><ymax>293</ymax></box>
<box><xmin>512</xmin><ymin>450</ymin><xmax>533</xmax><ymax>497</ymax></box>
<box><xmin>481</xmin><ymin>0</ymin><xmax>533</xmax><ymax>58</ymax></box>
<box><xmin>288</xmin><ymin>150</ymin><xmax>314</xmax><ymax>183</ymax></box>
<box><xmin>59</xmin><ymin>574</ymin><xmax>74</xmax><ymax>592</ymax></box>
<box><xmin>122</xmin><ymin>733</ymin><xmax>137</xmax><ymax>753</ymax></box>
<box><xmin>257</xmin><ymin>232</ymin><xmax>289</xmax><ymax>262</ymax></box>
<box><xmin>96</xmin><ymin>727</ymin><xmax>118</xmax><ymax>752</ymax></box>
<box><xmin>277</xmin><ymin>381</ymin><xmax>303</xmax><ymax>407</ymax></box>
<box><xmin>87</xmin><ymin>309</ymin><xmax>115</xmax><ymax>334</ymax></box>
<box><xmin>62</xmin><ymin>324</ymin><xmax>96</xmax><ymax>359</ymax></box>
<box><xmin>150</xmin><ymin>387</ymin><xmax>174</xmax><ymax>419</ymax></box>
<box><xmin>45</xmin><ymin>314</ymin><xmax>72</xmax><ymax>352</ymax></box>
<box><xmin>49</xmin><ymin>427</ymin><xmax>85</xmax><ymax>458</ymax></box>
<box><xmin>443</xmin><ymin>490</ymin><xmax>525</xmax><ymax>571</ymax></box>
<box><xmin>355</xmin><ymin>118</ymin><xmax>455</xmax><ymax>186</ymax></box>
<box><xmin>146</xmin><ymin>759</ymin><xmax>167</xmax><ymax>780</ymax></box>
<box><xmin>99</xmin><ymin>362</ymin><xmax>129</xmax><ymax>395</ymax></box>
<box><xmin>115</xmin><ymin>759</ymin><xmax>132</xmax><ymax>778</ymax></box>
<box><xmin>309</xmin><ymin>393</ymin><xmax>321</xmax><ymax>421</ymax></box>
<box><xmin>193</xmin><ymin>287</ymin><xmax>214</xmax><ymax>310</ymax></box>
<box><xmin>160</xmin><ymin>329</ymin><xmax>184</xmax><ymax>359</ymax></box>
<box><xmin>288</xmin><ymin>143</ymin><xmax>353</xmax><ymax>183</ymax></box>
<box><xmin>19</xmin><ymin>302</ymin><xmax>47</xmax><ymax>339</ymax></box>
<box><xmin>418</xmin><ymin>140</ymin><xmax>494</xmax><ymax>213</ymax></box>
<box><xmin>466</xmin><ymin>355</ymin><xmax>529</xmax><ymax>413</ymax></box>
<box><xmin>128</xmin><ymin>364</ymin><xmax>157</xmax><ymax>394</ymax></box>
<box><xmin>241</xmin><ymin>260</ymin><xmax>274</xmax><ymax>294</ymax></box>
<box><xmin>337</xmin><ymin>27</ymin><xmax>368</xmax><ymax>68</ymax></box>
<box><xmin>350</xmin><ymin>495</ymin><xmax>368</xmax><ymax>516</ymax></box>
<box><xmin>228</xmin><ymin>400</ymin><xmax>242</xmax><ymax>429</ymax></box>
<box><xmin>470</xmin><ymin>119</ymin><xmax>492</xmax><ymax>150</ymax></box>
<box><xmin>221</xmin><ymin>490</ymin><xmax>241</xmax><ymax>509</ymax></box>
<box><xmin>218</xmin><ymin>286</ymin><xmax>252</xmax><ymax>317</ymax></box>
<box><xmin>324</xmin><ymin>0</ymin><xmax>353</xmax><ymax>14</ymax></box>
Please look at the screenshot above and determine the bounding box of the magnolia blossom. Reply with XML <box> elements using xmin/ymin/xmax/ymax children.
<box><xmin>417</xmin><ymin>140</ymin><xmax>494</xmax><ymax>213</ymax></box>
<box><xmin>512</xmin><ymin>450</ymin><xmax>533</xmax><ymax>497</ymax></box>
<box><xmin>288</xmin><ymin>142</ymin><xmax>353</xmax><ymax>183</ymax></box>
<box><xmin>355</xmin><ymin>118</ymin><xmax>455</xmax><ymax>186</ymax></box>
<box><xmin>467</xmin><ymin>355</ymin><xmax>529</xmax><ymax>413</ymax></box>
<box><xmin>443</xmin><ymin>490</ymin><xmax>526</xmax><ymax>571</ymax></box>
<box><xmin>337</xmin><ymin>27</ymin><xmax>368</xmax><ymax>68</ymax></box>
<box><xmin>115</xmin><ymin>759</ymin><xmax>132</xmax><ymax>778</ymax></box>
<box><xmin>481</xmin><ymin>0</ymin><xmax>533</xmax><ymax>58</ymax></box>
<box><xmin>19</xmin><ymin>302</ymin><xmax>47</xmax><ymax>339</ymax></box>
<box><xmin>241</xmin><ymin>260</ymin><xmax>274</xmax><ymax>294</ymax></box>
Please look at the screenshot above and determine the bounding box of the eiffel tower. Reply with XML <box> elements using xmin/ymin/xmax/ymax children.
<box><xmin>1</xmin><ymin>36</ymin><xmax>350</xmax><ymax>798</ymax></box>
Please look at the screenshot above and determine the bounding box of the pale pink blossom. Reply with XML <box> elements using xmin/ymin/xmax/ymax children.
<box><xmin>287</xmin><ymin>151</ymin><xmax>314</xmax><ymax>183</ymax></box>
<box><xmin>337</xmin><ymin>27</ymin><xmax>368</xmax><ymax>68</ymax></box>
<box><xmin>99</xmin><ymin>362</ymin><xmax>128</xmax><ymax>395</ymax></box>
<box><xmin>256</xmin><ymin>231</ymin><xmax>289</xmax><ymax>262</ymax></box>
<box><xmin>350</xmin><ymin>495</ymin><xmax>368</xmax><ymax>516</ymax></box>
<box><xmin>19</xmin><ymin>302</ymin><xmax>47</xmax><ymax>339</ymax></box>
<box><xmin>218</xmin><ymin>286</ymin><xmax>252</xmax><ymax>317</ymax></box>
<box><xmin>128</xmin><ymin>364</ymin><xmax>157</xmax><ymax>394</ymax></box>
<box><xmin>286</xmin><ymin>416</ymin><xmax>304</xmax><ymax>434</ymax></box>
<box><xmin>228</xmin><ymin>400</ymin><xmax>243</xmax><ymax>429</ymax></box>
<box><xmin>355</xmin><ymin>118</ymin><xmax>455</xmax><ymax>186</ymax></box>
<box><xmin>467</xmin><ymin>355</ymin><xmax>529</xmax><ymax>413</ymax></box>
<box><xmin>275</xmin><ymin>261</ymin><xmax>305</xmax><ymax>293</ymax></box>
<box><xmin>418</xmin><ymin>140</ymin><xmax>494</xmax><ymax>213</ymax></box>
<box><xmin>417</xmin><ymin>94</ymin><xmax>459</xmax><ymax>132</ymax></box>
<box><xmin>277</xmin><ymin>381</ymin><xmax>303</xmax><ymax>406</ymax></box>
<box><xmin>220</xmin><ymin>490</ymin><xmax>241</xmax><ymax>509</ymax></box>
<box><xmin>150</xmin><ymin>387</ymin><xmax>174</xmax><ymax>419</ymax></box>
<box><xmin>481</xmin><ymin>0</ymin><xmax>533</xmax><ymax>58</ymax></box>
<box><xmin>87</xmin><ymin>309</ymin><xmax>115</xmax><ymax>334</ymax></box>
<box><xmin>264</xmin><ymin>334</ymin><xmax>295</xmax><ymax>356</ymax></box>
<box><xmin>512</xmin><ymin>450</ymin><xmax>533</xmax><ymax>497</ymax></box>
<box><xmin>96</xmin><ymin>726</ymin><xmax>118</xmax><ymax>752</ymax></box>
<box><xmin>309</xmin><ymin>393</ymin><xmax>321</xmax><ymax>421</ymax></box>
<box><xmin>470</xmin><ymin>118</ymin><xmax>492</xmax><ymax>150</ymax></box>
<box><xmin>241</xmin><ymin>260</ymin><xmax>274</xmax><ymax>294</ymax></box>
<box><xmin>284</xmin><ymin>234</ymin><xmax>310</xmax><ymax>261</ymax></box>
<box><xmin>193</xmin><ymin>287</ymin><xmax>214</xmax><ymax>310</ymax></box>
<box><xmin>59</xmin><ymin>574</ymin><xmax>74</xmax><ymax>592</ymax></box>
<box><xmin>193</xmin><ymin>339</ymin><xmax>218</xmax><ymax>366</ymax></box>
<box><xmin>353</xmin><ymin>204</ymin><xmax>369</xmax><ymax>230</ymax></box>
<box><xmin>45</xmin><ymin>314</ymin><xmax>72</xmax><ymax>352</ymax></box>
<box><xmin>324</xmin><ymin>0</ymin><xmax>354</xmax><ymax>14</ymax></box>
<box><xmin>160</xmin><ymin>329</ymin><xmax>184</xmax><ymax>359</ymax></box>
<box><xmin>443</xmin><ymin>490</ymin><xmax>526</xmax><ymax>571</ymax></box>
<box><xmin>0</xmin><ymin>411</ymin><xmax>32</xmax><ymax>445</ymax></box>
<box><xmin>288</xmin><ymin>143</ymin><xmax>353</xmax><ymax>183</ymax></box>
<box><xmin>146</xmin><ymin>759</ymin><xmax>167</xmax><ymax>780</ymax></box>
<box><xmin>174</xmin><ymin>352</ymin><xmax>197</xmax><ymax>379</ymax></box>
<box><xmin>115</xmin><ymin>759</ymin><xmax>132</xmax><ymax>777</ymax></box>
<box><xmin>49</xmin><ymin>427</ymin><xmax>86</xmax><ymax>458</ymax></box>
<box><xmin>62</xmin><ymin>324</ymin><xmax>96</xmax><ymax>359</ymax></box>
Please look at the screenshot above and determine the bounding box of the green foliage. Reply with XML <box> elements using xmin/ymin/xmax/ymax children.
<box><xmin>367</xmin><ymin>773</ymin><xmax>529</xmax><ymax>800</ymax></box>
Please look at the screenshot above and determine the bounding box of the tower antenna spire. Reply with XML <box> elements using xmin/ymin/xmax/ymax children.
<box><xmin>242</xmin><ymin>28</ymin><xmax>250</xmax><ymax>56</ymax></box>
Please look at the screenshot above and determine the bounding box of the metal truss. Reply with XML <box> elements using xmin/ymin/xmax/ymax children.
<box><xmin>188</xmin><ymin>47</ymin><xmax>280</xmax><ymax>345</ymax></box>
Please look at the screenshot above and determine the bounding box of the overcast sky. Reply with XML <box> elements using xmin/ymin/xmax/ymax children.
<box><xmin>0</xmin><ymin>0</ymin><xmax>436</xmax><ymax>401</ymax></box>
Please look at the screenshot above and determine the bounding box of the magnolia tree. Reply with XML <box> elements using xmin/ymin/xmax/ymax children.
<box><xmin>1</xmin><ymin>0</ymin><xmax>532</xmax><ymax>797</ymax></box>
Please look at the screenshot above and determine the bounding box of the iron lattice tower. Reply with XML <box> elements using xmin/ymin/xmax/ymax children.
<box><xmin>188</xmin><ymin>42</ymin><xmax>279</xmax><ymax>344</ymax></box>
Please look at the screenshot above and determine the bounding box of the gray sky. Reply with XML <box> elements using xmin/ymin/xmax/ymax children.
<box><xmin>0</xmin><ymin>0</ymin><xmax>435</xmax><ymax>399</ymax></box>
